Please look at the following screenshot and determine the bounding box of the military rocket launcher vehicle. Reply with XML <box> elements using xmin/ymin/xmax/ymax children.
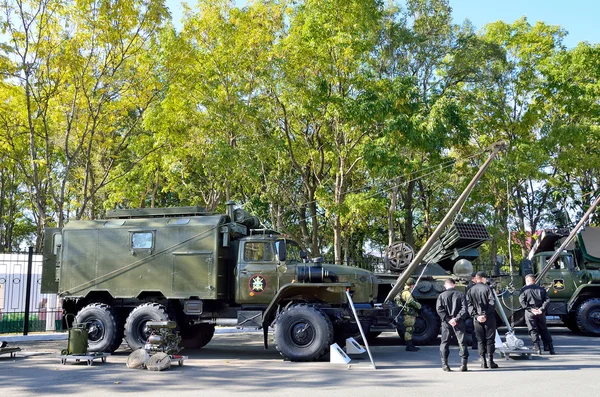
<box><xmin>41</xmin><ymin>203</ymin><xmax>379</xmax><ymax>362</ymax></box>
<box><xmin>494</xmin><ymin>226</ymin><xmax>600</xmax><ymax>336</ymax></box>
<box><xmin>371</xmin><ymin>222</ymin><xmax>490</xmax><ymax>345</ymax></box>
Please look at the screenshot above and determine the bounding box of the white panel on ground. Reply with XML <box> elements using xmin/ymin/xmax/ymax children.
<box><xmin>494</xmin><ymin>330</ymin><xmax>503</xmax><ymax>350</ymax></box>
<box><xmin>345</xmin><ymin>337</ymin><xmax>366</xmax><ymax>355</ymax></box>
<box><xmin>330</xmin><ymin>343</ymin><xmax>351</xmax><ymax>364</ymax></box>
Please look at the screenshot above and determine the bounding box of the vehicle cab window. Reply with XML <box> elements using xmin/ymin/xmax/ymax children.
<box><xmin>243</xmin><ymin>242</ymin><xmax>274</xmax><ymax>262</ymax></box>
<box><xmin>276</xmin><ymin>240</ymin><xmax>302</xmax><ymax>262</ymax></box>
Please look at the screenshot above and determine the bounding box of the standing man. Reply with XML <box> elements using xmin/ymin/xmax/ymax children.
<box><xmin>436</xmin><ymin>278</ymin><xmax>469</xmax><ymax>372</ymax></box>
<box><xmin>466</xmin><ymin>271</ymin><xmax>499</xmax><ymax>369</ymax></box>
<box><xmin>519</xmin><ymin>274</ymin><xmax>555</xmax><ymax>355</ymax></box>
<box><xmin>465</xmin><ymin>271</ymin><xmax>478</xmax><ymax>350</ymax></box>
<box><xmin>395</xmin><ymin>277</ymin><xmax>421</xmax><ymax>352</ymax></box>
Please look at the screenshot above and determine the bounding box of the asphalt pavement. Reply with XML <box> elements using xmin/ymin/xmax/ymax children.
<box><xmin>1</xmin><ymin>327</ymin><xmax>598</xmax><ymax>397</ymax></box>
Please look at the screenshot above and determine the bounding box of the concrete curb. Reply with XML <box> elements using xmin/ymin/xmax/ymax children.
<box><xmin>1</xmin><ymin>327</ymin><xmax>272</xmax><ymax>342</ymax></box>
<box><xmin>1</xmin><ymin>333</ymin><xmax>68</xmax><ymax>342</ymax></box>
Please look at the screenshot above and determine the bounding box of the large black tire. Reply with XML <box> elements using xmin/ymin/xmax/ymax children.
<box><xmin>575</xmin><ymin>298</ymin><xmax>600</xmax><ymax>336</ymax></box>
<box><xmin>561</xmin><ymin>314</ymin><xmax>581</xmax><ymax>333</ymax></box>
<box><xmin>274</xmin><ymin>304</ymin><xmax>334</xmax><ymax>362</ymax></box>
<box><xmin>367</xmin><ymin>331</ymin><xmax>382</xmax><ymax>343</ymax></box>
<box><xmin>76</xmin><ymin>303</ymin><xmax>120</xmax><ymax>353</ymax></box>
<box><xmin>180</xmin><ymin>324</ymin><xmax>215</xmax><ymax>349</ymax></box>
<box><xmin>396</xmin><ymin>305</ymin><xmax>440</xmax><ymax>345</ymax></box>
<box><xmin>124</xmin><ymin>303</ymin><xmax>170</xmax><ymax>350</ymax></box>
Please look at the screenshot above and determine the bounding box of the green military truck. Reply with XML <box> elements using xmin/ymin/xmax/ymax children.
<box><xmin>495</xmin><ymin>227</ymin><xmax>600</xmax><ymax>336</ymax></box>
<box><xmin>41</xmin><ymin>203</ymin><xmax>379</xmax><ymax>361</ymax></box>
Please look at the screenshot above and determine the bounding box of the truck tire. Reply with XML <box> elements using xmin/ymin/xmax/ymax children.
<box><xmin>274</xmin><ymin>304</ymin><xmax>334</xmax><ymax>361</ymax></box>
<box><xmin>367</xmin><ymin>331</ymin><xmax>382</xmax><ymax>342</ymax></box>
<box><xmin>561</xmin><ymin>314</ymin><xmax>581</xmax><ymax>333</ymax></box>
<box><xmin>180</xmin><ymin>324</ymin><xmax>215</xmax><ymax>349</ymax></box>
<box><xmin>76</xmin><ymin>303</ymin><xmax>120</xmax><ymax>353</ymax></box>
<box><xmin>124</xmin><ymin>303</ymin><xmax>170</xmax><ymax>350</ymax></box>
<box><xmin>575</xmin><ymin>298</ymin><xmax>600</xmax><ymax>336</ymax></box>
<box><xmin>396</xmin><ymin>305</ymin><xmax>440</xmax><ymax>345</ymax></box>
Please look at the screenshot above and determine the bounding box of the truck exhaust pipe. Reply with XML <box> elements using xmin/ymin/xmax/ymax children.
<box><xmin>191</xmin><ymin>318</ymin><xmax>238</xmax><ymax>326</ymax></box>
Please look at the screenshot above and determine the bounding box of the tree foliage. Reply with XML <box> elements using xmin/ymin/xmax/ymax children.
<box><xmin>0</xmin><ymin>0</ymin><xmax>598</xmax><ymax>270</ymax></box>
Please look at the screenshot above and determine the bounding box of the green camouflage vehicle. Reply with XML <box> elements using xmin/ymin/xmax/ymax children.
<box><xmin>494</xmin><ymin>227</ymin><xmax>600</xmax><ymax>336</ymax></box>
<box><xmin>41</xmin><ymin>203</ymin><xmax>379</xmax><ymax>361</ymax></box>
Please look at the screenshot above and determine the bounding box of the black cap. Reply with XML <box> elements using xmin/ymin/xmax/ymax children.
<box><xmin>471</xmin><ymin>271</ymin><xmax>477</xmax><ymax>278</ymax></box>
<box><xmin>476</xmin><ymin>271</ymin><xmax>488</xmax><ymax>278</ymax></box>
<box><xmin>446</xmin><ymin>278</ymin><xmax>456</xmax><ymax>284</ymax></box>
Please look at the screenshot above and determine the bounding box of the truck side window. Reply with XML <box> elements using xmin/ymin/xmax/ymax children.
<box><xmin>244</xmin><ymin>242</ymin><xmax>274</xmax><ymax>262</ymax></box>
<box><xmin>132</xmin><ymin>232</ymin><xmax>154</xmax><ymax>249</ymax></box>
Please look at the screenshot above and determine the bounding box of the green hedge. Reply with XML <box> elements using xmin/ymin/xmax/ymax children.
<box><xmin>0</xmin><ymin>313</ymin><xmax>63</xmax><ymax>334</ymax></box>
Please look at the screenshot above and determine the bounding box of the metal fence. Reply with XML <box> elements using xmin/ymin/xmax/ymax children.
<box><xmin>0</xmin><ymin>248</ymin><xmax>64</xmax><ymax>334</ymax></box>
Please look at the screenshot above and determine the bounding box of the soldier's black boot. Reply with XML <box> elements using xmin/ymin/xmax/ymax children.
<box><xmin>459</xmin><ymin>358</ymin><xmax>468</xmax><ymax>372</ymax></box>
<box><xmin>442</xmin><ymin>357</ymin><xmax>451</xmax><ymax>372</ymax></box>
<box><xmin>488</xmin><ymin>354</ymin><xmax>499</xmax><ymax>369</ymax></box>
<box><xmin>533</xmin><ymin>342</ymin><xmax>542</xmax><ymax>355</ymax></box>
<box><xmin>480</xmin><ymin>356</ymin><xmax>488</xmax><ymax>369</ymax></box>
<box><xmin>548</xmin><ymin>342</ymin><xmax>555</xmax><ymax>355</ymax></box>
<box><xmin>406</xmin><ymin>340</ymin><xmax>420</xmax><ymax>352</ymax></box>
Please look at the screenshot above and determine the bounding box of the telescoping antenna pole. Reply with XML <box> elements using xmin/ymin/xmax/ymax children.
<box><xmin>384</xmin><ymin>142</ymin><xmax>507</xmax><ymax>304</ymax></box>
<box><xmin>535</xmin><ymin>194</ymin><xmax>600</xmax><ymax>284</ymax></box>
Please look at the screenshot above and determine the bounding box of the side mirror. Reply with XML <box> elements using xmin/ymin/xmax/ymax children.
<box><xmin>299</xmin><ymin>250</ymin><xmax>308</xmax><ymax>260</ymax></box>
<box><xmin>277</xmin><ymin>240</ymin><xmax>287</xmax><ymax>262</ymax></box>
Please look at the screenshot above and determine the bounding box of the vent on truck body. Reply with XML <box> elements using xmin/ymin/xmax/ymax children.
<box><xmin>105</xmin><ymin>206</ymin><xmax>207</xmax><ymax>219</ymax></box>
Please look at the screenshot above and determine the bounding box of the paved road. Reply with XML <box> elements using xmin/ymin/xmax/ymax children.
<box><xmin>1</xmin><ymin>327</ymin><xmax>598</xmax><ymax>397</ymax></box>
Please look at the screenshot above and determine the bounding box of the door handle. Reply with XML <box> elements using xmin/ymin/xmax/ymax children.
<box><xmin>240</xmin><ymin>270</ymin><xmax>248</xmax><ymax>275</ymax></box>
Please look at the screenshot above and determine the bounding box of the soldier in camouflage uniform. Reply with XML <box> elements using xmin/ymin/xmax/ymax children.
<box><xmin>395</xmin><ymin>278</ymin><xmax>421</xmax><ymax>352</ymax></box>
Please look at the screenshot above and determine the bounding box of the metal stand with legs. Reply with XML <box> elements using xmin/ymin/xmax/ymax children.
<box><xmin>345</xmin><ymin>289</ymin><xmax>376</xmax><ymax>369</ymax></box>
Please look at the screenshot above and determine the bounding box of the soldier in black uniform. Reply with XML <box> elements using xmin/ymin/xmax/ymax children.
<box><xmin>519</xmin><ymin>274</ymin><xmax>555</xmax><ymax>355</ymax></box>
<box><xmin>465</xmin><ymin>271</ymin><xmax>478</xmax><ymax>349</ymax></box>
<box><xmin>436</xmin><ymin>278</ymin><xmax>469</xmax><ymax>372</ymax></box>
<box><xmin>466</xmin><ymin>271</ymin><xmax>499</xmax><ymax>369</ymax></box>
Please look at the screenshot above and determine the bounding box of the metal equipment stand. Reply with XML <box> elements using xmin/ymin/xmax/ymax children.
<box><xmin>59</xmin><ymin>352</ymin><xmax>110</xmax><ymax>366</ymax></box>
<box><xmin>170</xmin><ymin>354</ymin><xmax>188</xmax><ymax>366</ymax></box>
<box><xmin>345</xmin><ymin>289</ymin><xmax>377</xmax><ymax>369</ymax></box>
<box><xmin>0</xmin><ymin>347</ymin><xmax>21</xmax><ymax>358</ymax></box>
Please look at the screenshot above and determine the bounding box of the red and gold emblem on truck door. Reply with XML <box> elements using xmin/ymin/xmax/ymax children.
<box><xmin>249</xmin><ymin>275</ymin><xmax>267</xmax><ymax>295</ymax></box>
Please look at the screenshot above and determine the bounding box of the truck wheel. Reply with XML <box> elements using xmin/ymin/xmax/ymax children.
<box><xmin>367</xmin><ymin>331</ymin><xmax>382</xmax><ymax>342</ymax></box>
<box><xmin>124</xmin><ymin>303</ymin><xmax>170</xmax><ymax>350</ymax></box>
<box><xmin>180</xmin><ymin>324</ymin><xmax>215</xmax><ymax>349</ymax></box>
<box><xmin>561</xmin><ymin>314</ymin><xmax>580</xmax><ymax>333</ymax></box>
<box><xmin>396</xmin><ymin>305</ymin><xmax>440</xmax><ymax>345</ymax></box>
<box><xmin>76</xmin><ymin>303</ymin><xmax>119</xmax><ymax>353</ymax></box>
<box><xmin>575</xmin><ymin>298</ymin><xmax>600</xmax><ymax>336</ymax></box>
<box><xmin>274</xmin><ymin>304</ymin><xmax>334</xmax><ymax>362</ymax></box>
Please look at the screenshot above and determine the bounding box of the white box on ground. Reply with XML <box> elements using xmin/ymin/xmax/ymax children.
<box><xmin>345</xmin><ymin>337</ymin><xmax>366</xmax><ymax>355</ymax></box>
<box><xmin>330</xmin><ymin>343</ymin><xmax>351</xmax><ymax>364</ymax></box>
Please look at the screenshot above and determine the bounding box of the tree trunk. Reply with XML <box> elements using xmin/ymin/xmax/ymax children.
<box><xmin>388</xmin><ymin>185</ymin><xmax>398</xmax><ymax>246</ymax></box>
<box><xmin>403</xmin><ymin>180</ymin><xmax>416</xmax><ymax>247</ymax></box>
<box><xmin>307</xmin><ymin>193</ymin><xmax>320</xmax><ymax>257</ymax></box>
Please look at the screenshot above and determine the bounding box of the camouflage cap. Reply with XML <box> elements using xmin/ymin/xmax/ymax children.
<box><xmin>406</xmin><ymin>277</ymin><xmax>416</xmax><ymax>286</ymax></box>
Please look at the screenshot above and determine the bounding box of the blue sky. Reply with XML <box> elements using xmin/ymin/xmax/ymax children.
<box><xmin>165</xmin><ymin>0</ymin><xmax>598</xmax><ymax>48</ymax></box>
